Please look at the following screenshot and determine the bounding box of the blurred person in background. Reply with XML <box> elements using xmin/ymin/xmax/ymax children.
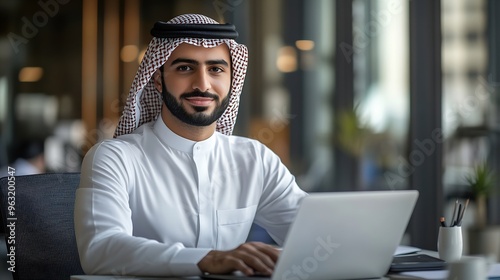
<box><xmin>1</xmin><ymin>140</ymin><xmax>46</xmax><ymax>177</ymax></box>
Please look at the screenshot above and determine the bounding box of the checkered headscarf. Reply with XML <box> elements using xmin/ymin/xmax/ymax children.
<box><xmin>114</xmin><ymin>14</ymin><xmax>248</xmax><ymax>137</ymax></box>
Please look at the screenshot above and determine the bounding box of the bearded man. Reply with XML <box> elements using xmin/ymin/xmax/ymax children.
<box><xmin>74</xmin><ymin>13</ymin><xmax>307</xmax><ymax>277</ymax></box>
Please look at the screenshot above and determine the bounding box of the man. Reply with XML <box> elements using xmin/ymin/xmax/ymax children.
<box><xmin>74</xmin><ymin>14</ymin><xmax>307</xmax><ymax>277</ymax></box>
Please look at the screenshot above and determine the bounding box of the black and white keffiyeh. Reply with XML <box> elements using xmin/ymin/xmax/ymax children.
<box><xmin>114</xmin><ymin>14</ymin><xmax>248</xmax><ymax>137</ymax></box>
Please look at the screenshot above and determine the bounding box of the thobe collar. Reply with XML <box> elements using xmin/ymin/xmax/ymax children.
<box><xmin>153</xmin><ymin>118</ymin><xmax>217</xmax><ymax>155</ymax></box>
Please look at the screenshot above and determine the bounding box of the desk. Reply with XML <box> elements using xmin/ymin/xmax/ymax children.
<box><xmin>70</xmin><ymin>276</ymin><xmax>391</xmax><ymax>280</ymax></box>
<box><xmin>386</xmin><ymin>250</ymin><xmax>500</xmax><ymax>280</ymax></box>
<box><xmin>71</xmin><ymin>260</ymin><xmax>500</xmax><ymax>280</ymax></box>
<box><xmin>389</xmin><ymin>263</ymin><xmax>500</xmax><ymax>279</ymax></box>
<box><xmin>71</xmin><ymin>277</ymin><xmax>200</xmax><ymax>280</ymax></box>
<box><xmin>70</xmin><ymin>250</ymin><xmax>500</xmax><ymax>280</ymax></box>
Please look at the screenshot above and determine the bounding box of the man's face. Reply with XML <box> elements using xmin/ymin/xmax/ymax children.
<box><xmin>155</xmin><ymin>43</ymin><xmax>232</xmax><ymax>126</ymax></box>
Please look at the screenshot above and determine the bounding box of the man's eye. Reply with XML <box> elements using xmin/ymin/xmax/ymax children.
<box><xmin>210</xmin><ymin>67</ymin><xmax>224</xmax><ymax>73</ymax></box>
<box><xmin>177</xmin><ymin>65</ymin><xmax>192</xmax><ymax>71</ymax></box>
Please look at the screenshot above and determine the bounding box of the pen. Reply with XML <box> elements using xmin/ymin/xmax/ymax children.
<box><xmin>450</xmin><ymin>200</ymin><xmax>458</xmax><ymax>226</ymax></box>
<box><xmin>454</xmin><ymin>204</ymin><xmax>462</xmax><ymax>227</ymax></box>
<box><xmin>457</xmin><ymin>198</ymin><xmax>469</xmax><ymax>226</ymax></box>
<box><xmin>440</xmin><ymin>217</ymin><xmax>447</xmax><ymax>227</ymax></box>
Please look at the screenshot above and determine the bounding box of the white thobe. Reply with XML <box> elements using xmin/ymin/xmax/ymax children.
<box><xmin>74</xmin><ymin>118</ymin><xmax>307</xmax><ymax>276</ymax></box>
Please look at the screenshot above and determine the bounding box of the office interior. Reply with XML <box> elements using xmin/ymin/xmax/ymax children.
<box><xmin>0</xmin><ymin>0</ymin><xmax>499</xmax><ymax>259</ymax></box>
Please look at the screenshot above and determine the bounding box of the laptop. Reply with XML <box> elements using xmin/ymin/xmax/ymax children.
<box><xmin>205</xmin><ymin>190</ymin><xmax>419</xmax><ymax>280</ymax></box>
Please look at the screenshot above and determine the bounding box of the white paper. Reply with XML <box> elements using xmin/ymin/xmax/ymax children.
<box><xmin>400</xmin><ymin>270</ymin><xmax>448</xmax><ymax>279</ymax></box>
<box><xmin>394</xmin><ymin>245</ymin><xmax>422</xmax><ymax>256</ymax></box>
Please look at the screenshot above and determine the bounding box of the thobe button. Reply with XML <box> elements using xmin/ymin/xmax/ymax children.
<box><xmin>193</xmin><ymin>144</ymin><xmax>202</xmax><ymax>152</ymax></box>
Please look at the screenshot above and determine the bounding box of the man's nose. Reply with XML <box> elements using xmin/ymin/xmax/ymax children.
<box><xmin>192</xmin><ymin>70</ymin><xmax>211</xmax><ymax>92</ymax></box>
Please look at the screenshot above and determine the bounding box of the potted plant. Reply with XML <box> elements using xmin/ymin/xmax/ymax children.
<box><xmin>465</xmin><ymin>163</ymin><xmax>495</xmax><ymax>228</ymax></box>
<box><xmin>464</xmin><ymin>162</ymin><xmax>500</xmax><ymax>260</ymax></box>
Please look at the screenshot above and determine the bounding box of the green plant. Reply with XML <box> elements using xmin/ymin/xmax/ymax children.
<box><xmin>335</xmin><ymin>108</ymin><xmax>367</xmax><ymax>157</ymax></box>
<box><xmin>465</xmin><ymin>163</ymin><xmax>496</xmax><ymax>228</ymax></box>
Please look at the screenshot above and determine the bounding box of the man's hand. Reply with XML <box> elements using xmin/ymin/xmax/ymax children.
<box><xmin>197</xmin><ymin>242</ymin><xmax>280</xmax><ymax>276</ymax></box>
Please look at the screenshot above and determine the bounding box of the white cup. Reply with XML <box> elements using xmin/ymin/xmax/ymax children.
<box><xmin>438</xmin><ymin>226</ymin><xmax>463</xmax><ymax>262</ymax></box>
<box><xmin>447</xmin><ymin>256</ymin><xmax>488</xmax><ymax>280</ymax></box>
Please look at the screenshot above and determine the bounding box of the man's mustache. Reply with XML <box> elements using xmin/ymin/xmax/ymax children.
<box><xmin>181</xmin><ymin>90</ymin><xmax>219</xmax><ymax>101</ymax></box>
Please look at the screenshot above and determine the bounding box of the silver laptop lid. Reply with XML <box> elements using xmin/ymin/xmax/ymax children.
<box><xmin>273</xmin><ymin>190</ymin><xmax>419</xmax><ymax>280</ymax></box>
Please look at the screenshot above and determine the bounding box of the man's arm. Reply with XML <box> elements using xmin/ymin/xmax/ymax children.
<box><xmin>253</xmin><ymin>144</ymin><xmax>308</xmax><ymax>246</ymax></box>
<box><xmin>74</xmin><ymin>141</ymin><xmax>211</xmax><ymax>276</ymax></box>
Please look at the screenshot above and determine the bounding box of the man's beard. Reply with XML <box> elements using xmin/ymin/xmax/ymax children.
<box><xmin>161</xmin><ymin>82</ymin><xmax>230</xmax><ymax>127</ymax></box>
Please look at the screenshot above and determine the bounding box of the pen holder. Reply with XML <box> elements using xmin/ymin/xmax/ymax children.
<box><xmin>437</xmin><ymin>226</ymin><xmax>463</xmax><ymax>262</ymax></box>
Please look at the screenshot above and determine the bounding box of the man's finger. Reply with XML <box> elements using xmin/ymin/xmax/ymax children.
<box><xmin>252</xmin><ymin>242</ymin><xmax>281</xmax><ymax>262</ymax></box>
<box><xmin>233</xmin><ymin>243</ymin><xmax>278</xmax><ymax>274</ymax></box>
<box><xmin>198</xmin><ymin>242</ymin><xmax>281</xmax><ymax>276</ymax></box>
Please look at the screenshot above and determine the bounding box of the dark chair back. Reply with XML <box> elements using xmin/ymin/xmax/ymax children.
<box><xmin>0</xmin><ymin>173</ymin><xmax>85</xmax><ymax>280</ymax></box>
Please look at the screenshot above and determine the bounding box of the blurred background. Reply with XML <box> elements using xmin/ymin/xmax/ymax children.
<box><xmin>0</xmin><ymin>0</ymin><xmax>499</xmax><ymax>255</ymax></box>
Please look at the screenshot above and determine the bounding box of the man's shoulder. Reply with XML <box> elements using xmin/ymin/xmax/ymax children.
<box><xmin>216</xmin><ymin>133</ymin><xmax>273</xmax><ymax>155</ymax></box>
<box><xmin>87</xmin><ymin>124</ymin><xmax>154</xmax><ymax>157</ymax></box>
<box><xmin>85</xmin><ymin>138</ymin><xmax>134</xmax><ymax>160</ymax></box>
<box><xmin>217</xmin><ymin>133</ymin><xmax>261</xmax><ymax>146</ymax></box>
<box><xmin>117</xmin><ymin>121</ymin><xmax>155</xmax><ymax>141</ymax></box>
<box><xmin>94</xmin><ymin>122</ymin><xmax>154</xmax><ymax>148</ymax></box>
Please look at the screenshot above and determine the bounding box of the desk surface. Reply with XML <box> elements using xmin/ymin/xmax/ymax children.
<box><xmin>69</xmin><ymin>248</ymin><xmax>426</xmax><ymax>280</ymax></box>
<box><xmin>70</xmin><ymin>250</ymin><xmax>500</xmax><ymax>280</ymax></box>
<box><xmin>71</xmin><ymin>277</ymin><xmax>199</xmax><ymax>280</ymax></box>
<box><xmin>71</xmin><ymin>262</ymin><xmax>500</xmax><ymax>280</ymax></box>
<box><xmin>70</xmin><ymin>276</ymin><xmax>392</xmax><ymax>280</ymax></box>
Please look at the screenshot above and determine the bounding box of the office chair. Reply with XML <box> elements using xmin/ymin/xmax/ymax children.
<box><xmin>0</xmin><ymin>173</ymin><xmax>85</xmax><ymax>280</ymax></box>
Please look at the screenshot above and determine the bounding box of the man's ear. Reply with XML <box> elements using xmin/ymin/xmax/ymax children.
<box><xmin>153</xmin><ymin>69</ymin><xmax>162</xmax><ymax>92</ymax></box>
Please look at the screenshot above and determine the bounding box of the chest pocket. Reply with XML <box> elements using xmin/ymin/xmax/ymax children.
<box><xmin>216</xmin><ymin>205</ymin><xmax>257</xmax><ymax>249</ymax></box>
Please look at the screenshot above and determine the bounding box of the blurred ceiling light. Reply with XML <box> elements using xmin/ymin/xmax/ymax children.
<box><xmin>19</xmin><ymin>67</ymin><xmax>44</xmax><ymax>82</ymax></box>
<box><xmin>295</xmin><ymin>40</ymin><xmax>315</xmax><ymax>51</ymax></box>
<box><xmin>120</xmin><ymin>45</ymin><xmax>139</xmax><ymax>62</ymax></box>
<box><xmin>276</xmin><ymin>46</ymin><xmax>297</xmax><ymax>73</ymax></box>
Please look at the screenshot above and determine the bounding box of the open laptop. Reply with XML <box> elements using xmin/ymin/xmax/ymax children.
<box><xmin>205</xmin><ymin>190</ymin><xmax>419</xmax><ymax>280</ymax></box>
